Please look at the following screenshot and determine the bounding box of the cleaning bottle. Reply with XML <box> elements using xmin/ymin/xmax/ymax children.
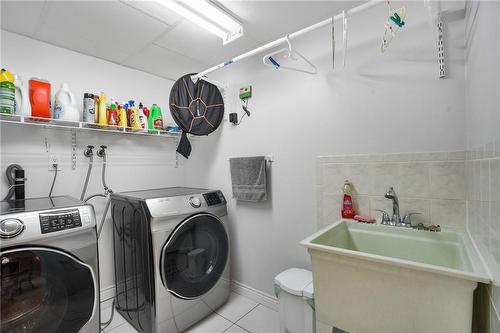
<box><xmin>94</xmin><ymin>94</ymin><xmax>100</xmax><ymax>124</ymax></box>
<box><xmin>128</xmin><ymin>100</ymin><xmax>140</xmax><ymax>130</ymax></box>
<box><xmin>341</xmin><ymin>180</ymin><xmax>356</xmax><ymax>219</ymax></box>
<box><xmin>83</xmin><ymin>93</ymin><xmax>95</xmax><ymax>123</ymax></box>
<box><xmin>29</xmin><ymin>78</ymin><xmax>51</xmax><ymax>119</ymax></box>
<box><xmin>54</xmin><ymin>83</ymin><xmax>79</xmax><ymax>121</ymax></box>
<box><xmin>118</xmin><ymin>104</ymin><xmax>127</xmax><ymax>128</ymax></box>
<box><xmin>148</xmin><ymin>104</ymin><xmax>164</xmax><ymax>130</ymax></box>
<box><xmin>13</xmin><ymin>75</ymin><xmax>31</xmax><ymax>116</ymax></box>
<box><xmin>98</xmin><ymin>92</ymin><xmax>108</xmax><ymax>126</ymax></box>
<box><xmin>108</xmin><ymin>103</ymin><xmax>118</xmax><ymax>126</ymax></box>
<box><xmin>0</xmin><ymin>69</ymin><xmax>15</xmax><ymax>115</ymax></box>
<box><xmin>138</xmin><ymin>102</ymin><xmax>148</xmax><ymax>131</ymax></box>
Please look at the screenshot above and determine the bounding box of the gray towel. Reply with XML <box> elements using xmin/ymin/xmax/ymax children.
<box><xmin>229</xmin><ymin>156</ymin><xmax>267</xmax><ymax>202</ymax></box>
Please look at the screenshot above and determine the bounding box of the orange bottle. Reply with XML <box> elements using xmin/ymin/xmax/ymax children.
<box><xmin>29</xmin><ymin>78</ymin><xmax>51</xmax><ymax>119</ymax></box>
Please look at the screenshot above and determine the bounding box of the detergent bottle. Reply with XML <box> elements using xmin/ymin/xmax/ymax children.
<box><xmin>0</xmin><ymin>69</ymin><xmax>15</xmax><ymax>114</ymax></box>
<box><xmin>13</xmin><ymin>75</ymin><xmax>31</xmax><ymax>116</ymax></box>
<box><xmin>138</xmin><ymin>102</ymin><xmax>148</xmax><ymax>131</ymax></box>
<box><xmin>108</xmin><ymin>103</ymin><xmax>118</xmax><ymax>126</ymax></box>
<box><xmin>118</xmin><ymin>104</ymin><xmax>127</xmax><ymax>128</ymax></box>
<box><xmin>128</xmin><ymin>100</ymin><xmax>140</xmax><ymax>130</ymax></box>
<box><xmin>54</xmin><ymin>83</ymin><xmax>79</xmax><ymax>121</ymax></box>
<box><xmin>29</xmin><ymin>78</ymin><xmax>51</xmax><ymax>119</ymax></box>
<box><xmin>148</xmin><ymin>104</ymin><xmax>164</xmax><ymax>130</ymax></box>
<box><xmin>98</xmin><ymin>92</ymin><xmax>108</xmax><ymax>126</ymax></box>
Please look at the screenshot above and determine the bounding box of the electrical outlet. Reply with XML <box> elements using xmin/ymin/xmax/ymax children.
<box><xmin>48</xmin><ymin>155</ymin><xmax>61</xmax><ymax>171</ymax></box>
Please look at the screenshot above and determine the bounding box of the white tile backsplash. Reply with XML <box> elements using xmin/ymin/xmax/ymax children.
<box><xmin>317</xmin><ymin>151</ymin><xmax>467</xmax><ymax>230</ymax></box>
<box><xmin>370</xmin><ymin>163</ymin><xmax>400</xmax><ymax>197</ymax></box>
<box><xmin>429</xmin><ymin>162</ymin><xmax>466</xmax><ymax>200</ymax></box>
<box><xmin>398</xmin><ymin>163</ymin><xmax>429</xmax><ymax>198</ymax></box>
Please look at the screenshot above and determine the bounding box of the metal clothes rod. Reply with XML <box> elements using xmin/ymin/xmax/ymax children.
<box><xmin>197</xmin><ymin>0</ymin><xmax>385</xmax><ymax>78</ymax></box>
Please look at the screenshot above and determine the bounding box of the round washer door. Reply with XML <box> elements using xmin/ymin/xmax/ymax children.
<box><xmin>0</xmin><ymin>247</ymin><xmax>96</xmax><ymax>333</ymax></box>
<box><xmin>161</xmin><ymin>213</ymin><xmax>229</xmax><ymax>299</ymax></box>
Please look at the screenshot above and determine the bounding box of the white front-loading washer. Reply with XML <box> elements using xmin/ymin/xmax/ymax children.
<box><xmin>110</xmin><ymin>187</ymin><xmax>230</xmax><ymax>333</ymax></box>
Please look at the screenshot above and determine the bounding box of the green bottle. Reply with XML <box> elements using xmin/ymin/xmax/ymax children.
<box><xmin>0</xmin><ymin>69</ymin><xmax>15</xmax><ymax>114</ymax></box>
<box><xmin>148</xmin><ymin>104</ymin><xmax>163</xmax><ymax>130</ymax></box>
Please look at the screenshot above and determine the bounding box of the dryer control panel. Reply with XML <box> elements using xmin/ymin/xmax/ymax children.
<box><xmin>39</xmin><ymin>209</ymin><xmax>82</xmax><ymax>234</ymax></box>
<box><xmin>203</xmin><ymin>191</ymin><xmax>225</xmax><ymax>206</ymax></box>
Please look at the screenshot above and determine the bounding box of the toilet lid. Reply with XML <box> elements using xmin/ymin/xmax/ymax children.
<box><xmin>274</xmin><ymin>268</ymin><xmax>313</xmax><ymax>297</ymax></box>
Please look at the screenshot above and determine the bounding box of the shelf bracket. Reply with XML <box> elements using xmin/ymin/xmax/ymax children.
<box><xmin>437</xmin><ymin>17</ymin><xmax>445</xmax><ymax>78</ymax></box>
<box><xmin>71</xmin><ymin>130</ymin><xmax>77</xmax><ymax>170</ymax></box>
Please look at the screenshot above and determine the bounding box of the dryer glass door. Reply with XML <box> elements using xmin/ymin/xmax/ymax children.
<box><xmin>161</xmin><ymin>213</ymin><xmax>229</xmax><ymax>299</ymax></box>
<box><xmin>0</xmin><ymin>248</ymin><xmax>95</xmax><ymax>333</ymax></box>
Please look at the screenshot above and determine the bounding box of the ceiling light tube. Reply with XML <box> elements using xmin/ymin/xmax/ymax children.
<box><xmin>157</xmin><ymin>0</ymin><xmax>243</xmax><ymax>44</ymax></box>
<box><xmin>183</xmin><ymin>0</ymin><xmax>242</xmax><ymax>33</ymax></box>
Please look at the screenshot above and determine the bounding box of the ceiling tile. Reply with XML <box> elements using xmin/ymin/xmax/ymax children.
<box><xmin>34</xmin><ymin>25</ymin><xmax>98</xmax><ymax>58</ymax></box>
<box><xmin>36</xmin><ymin>0</ymin><xmax>169</xmax><ymax>52</ymax></box>
<box><xmin>154</xmin><ymin>20</ymin><xmax>258</xmax><ymax>66</ymax></box>
<box><xmin>0</xmin><ymin>0</ymin><xmax>46</xmax><ymax>37</ymax></box>
<box><xmin>119</xmin><ymin>0</ymin><xmax>182</xmax><ymax>26</ymax></box>
<box><xmin>122</xmin><ymin>44</ymin><xmax>205</xmax><ymax>80</ymax></box>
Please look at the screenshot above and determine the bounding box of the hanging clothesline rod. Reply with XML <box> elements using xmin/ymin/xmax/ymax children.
<box><xmin>196</xmin><ymin>0</ymin><xmax>385</xmax><ymax>78</ymax></box>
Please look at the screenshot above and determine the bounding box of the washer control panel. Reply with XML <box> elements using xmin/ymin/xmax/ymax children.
<box><xmin>39</xmin><ymin>209</ymin><xmax>82</xmax><ymax>234</ymax></box>
<box><xmin>203</xmin><ymin>191</ymin><xmax>225</xmax><ymax>206</ymax></box>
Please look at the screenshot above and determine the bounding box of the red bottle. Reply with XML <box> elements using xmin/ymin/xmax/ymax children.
<box><xmin>341</xmin><ymin>180</ymin><xmax>356</xmax><ymax>219</ymax></box>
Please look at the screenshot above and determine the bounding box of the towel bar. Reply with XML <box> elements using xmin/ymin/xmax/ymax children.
<box><xmin>227</xmin><ymin>155</ymin><xmax>274</xmax><ymax>163</ymax></box>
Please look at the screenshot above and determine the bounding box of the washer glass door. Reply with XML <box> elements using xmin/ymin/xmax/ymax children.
<box><xmin>0</xmin><ymin>248</ymin><xmax>95</xmax><ymax>333</ymax></box>
<box><xmin>161</xmin><ymin>213</ymin><xmax>229</xmax><ymax>299</ymax></box>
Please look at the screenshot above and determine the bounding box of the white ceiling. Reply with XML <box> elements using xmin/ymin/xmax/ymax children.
<box><xmin>0</xmin><ymin>0</ymin><xmax>363</xmax><ymax>80</ymax></box>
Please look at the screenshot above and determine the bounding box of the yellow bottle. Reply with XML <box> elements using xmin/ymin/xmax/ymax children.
<box><xmin>118</xmin><ymin>104</ymin><xmax>127</xmax><ymax>128</ymax></box>
<box><xmin>128</xmin><ymin>100</ymin><xmax>140</xmax><ymax>130</ymax></box>
<box><xmin>98</xmin><ymin>92</ymin><xmax>107</xmax><ymax>127</ymax></box>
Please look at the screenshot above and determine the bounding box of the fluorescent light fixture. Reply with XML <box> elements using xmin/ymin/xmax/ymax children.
<box><xmin>157</xmin><ymin>0</ymin><xmax>243</xmax><ymax>45</ymax></box>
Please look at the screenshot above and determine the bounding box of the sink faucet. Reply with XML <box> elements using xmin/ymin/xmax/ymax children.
<box><xmin>377</xmin><ymin>186</ymin><xmax>441</xmax><ymax>232</ymax></box>
<box><xmin>384</xmin><ymin>187</ymin><xmax>401</xmax><ymax>225</ymax></box>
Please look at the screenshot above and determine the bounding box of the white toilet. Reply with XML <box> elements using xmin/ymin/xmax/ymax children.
<box><xmin>274</xmin><ymin>268</ymin><xmax>315</xmax><ymax>333</ymax></box>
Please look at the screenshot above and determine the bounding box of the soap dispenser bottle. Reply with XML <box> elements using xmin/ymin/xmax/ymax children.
<box><xmin>341</xmin><ymin>180</ymin><xmax>356</xmax><ymax>219</ymax></box>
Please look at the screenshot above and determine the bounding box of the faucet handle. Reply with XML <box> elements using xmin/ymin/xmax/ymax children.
<box><xmin>375</xmin><ymin>209</ymin><xmax>391</xmax><ymax>225</ymax></box>
<box><xmin>402</xmin><ymin>212</ymin><xmax>421</xmax><ymax>227</ymax></box>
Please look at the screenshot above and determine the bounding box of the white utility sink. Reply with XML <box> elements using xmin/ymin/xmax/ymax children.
<box><xmin>300</xmin><ymin>220</ymin><xmax>490</xmax><ymax>333</ymax></box>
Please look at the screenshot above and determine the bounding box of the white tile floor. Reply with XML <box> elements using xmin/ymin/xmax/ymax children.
<box><xmin>101</xmin><ymin>292</ymin><xmax>279</xmax><ymax>333</ymax></box>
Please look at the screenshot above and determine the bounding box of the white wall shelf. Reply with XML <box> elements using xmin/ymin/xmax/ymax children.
<box><xmin>0</xmin><ymin>114</ymin><xmax>181</xmax><ymax>138</ymax></box>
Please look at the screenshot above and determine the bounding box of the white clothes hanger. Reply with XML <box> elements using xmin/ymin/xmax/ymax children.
<box><xmin>262</xmin><ymin>35</ymin><xmax>317</xmax><ymax>75</ymax></box>
<box><xmin>381</xmin><ymin>0</ymin><xmax>407</xmax><ymax>53</ymax></box>
<box><xmin>342</xmin><ymin>10</ymin><xmax>347</xmax><ymax>67</ymax></box>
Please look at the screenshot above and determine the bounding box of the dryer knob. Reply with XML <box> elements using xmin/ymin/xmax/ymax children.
<box><xmin>189</xmin><ymin>196</ymin><xmax>202</xmax><ymax>208</ymax></box>
<box><xmin>0</xmin><ymin>219</ymin><xmax>25</xmax><ymax>239</ymax></box>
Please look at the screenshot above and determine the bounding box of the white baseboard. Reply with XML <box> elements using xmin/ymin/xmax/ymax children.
<box><xmin>230</xmin><ymin>280</ymin><xmax>279</xmax><ymax>311</ymax></box>
<box><xmin>99</xmin><ymin>280</ymin><xmax>279</xmax><ymax>312</ymax></box>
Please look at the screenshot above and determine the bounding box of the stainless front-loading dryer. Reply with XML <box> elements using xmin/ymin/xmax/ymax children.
<box><xmin>0</xmin><ymin>196</ymin><xmax>100</xmax><ymax>333</ymax></box>
<box><xmin>111</xmin><ymin>187</ymin><xmax>230</xmax><ymax>333</ymax></box>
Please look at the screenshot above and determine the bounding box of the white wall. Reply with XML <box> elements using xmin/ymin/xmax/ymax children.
<box><xmin>0</xmin><ymin>30</ymin><xmax>184</xmax><ymax>294</ymax></box>
<box><xmin>184</xmin><ymin>2</ymin><xmax>467</xmax><ymax>296</ymax></box>
<box><xmin>465</xmin><ymin>2</ymin><xmax>500</xmax><ymax>332</ymax></box>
